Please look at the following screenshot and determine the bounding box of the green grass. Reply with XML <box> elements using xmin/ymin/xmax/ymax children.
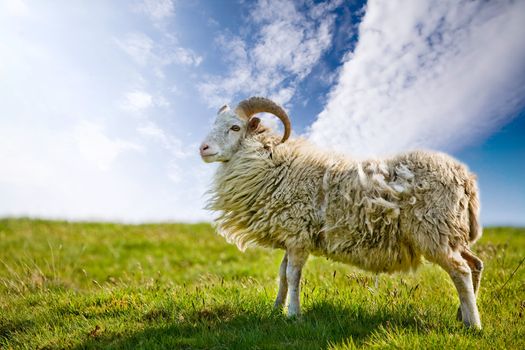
<box><xmin>0</xmin><ymin>219</ymin><xmax>524</xmax><ymax>349</ymax></box>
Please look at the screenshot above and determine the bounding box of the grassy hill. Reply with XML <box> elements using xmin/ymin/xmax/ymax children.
<box><xmin>0</xmin><ymin>219</ymin><xmax>523</xmax><ymax>349</ymax></box>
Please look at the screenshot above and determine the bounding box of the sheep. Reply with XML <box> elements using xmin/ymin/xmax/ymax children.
<box><xmin>199</xmin><ymin>96</ymin><xmax>484</xmax><ymax>329</ymax></box>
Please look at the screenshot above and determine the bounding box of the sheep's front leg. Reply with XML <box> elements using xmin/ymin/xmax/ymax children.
<box><xmin>274</xmin><ymin>252</ymin><xmax>288</xmax><ymax>309</ymax></box>
<box><xmin>286</xmin><ymin>249</ymin><xmax>309</xmax><ymax>317</ymax></box>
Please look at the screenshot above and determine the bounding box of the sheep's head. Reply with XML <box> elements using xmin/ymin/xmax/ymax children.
<box><xmin>199</xmin><ymin>97</ymin><xmax>291</xmax><ymax>163</ymax></box>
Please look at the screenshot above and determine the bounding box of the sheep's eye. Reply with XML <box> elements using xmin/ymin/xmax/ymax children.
<box><xmin>230</xmin><ymin>125</ymin><xmax>241</xmax><ymax>132</ymax></box>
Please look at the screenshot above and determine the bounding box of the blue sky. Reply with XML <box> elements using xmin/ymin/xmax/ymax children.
<box><xmin>0</xmin><ymin>0</ymin><xmax>524</xmax><ymax>225</ymax></box>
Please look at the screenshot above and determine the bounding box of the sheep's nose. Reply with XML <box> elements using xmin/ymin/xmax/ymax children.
<box><xmin>199</xmin><ymin>143</ymin><xmax>210</xmax><ymax>156</ymax></box>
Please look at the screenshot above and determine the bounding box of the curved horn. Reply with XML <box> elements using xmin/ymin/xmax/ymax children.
<box><xmin>235</xmin><ymin>97</ymin><xmax>291</xmax><ymax>143</ymax></box>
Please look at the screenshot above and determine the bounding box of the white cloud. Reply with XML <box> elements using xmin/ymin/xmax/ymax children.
<box><xmin>116</xmin><ymin>32</ymin><xmax>203</xmax><ymax>70</ymax></box>
<box><xmin>118</xmin><ymin>3</ymin><xmax>201</xmax><ymax>71</ymax></box>
<box><xmin>199</xmin><ymin>0</ymin><xmax>341</xmax><ymax>107</ymax></box>
<box><xmin>134</xmin><ymin>0</ymin><xmax>174</xmax><ymax>22</ymax></box>
<box><xmin>171</xmin><ymin>47</ymin><xmax>203</xmax><ymax>66</ymax></box>
<box><xmin>137</xmin><ymin>121</ymin><xmax>191</xmax><ymax>158</ymax></box>
<box><xmin>309</xmin><ymin>0</ymin><xmax>525</xmax><ymax>157</ymax></box>
<box><xmin>1</xmin><ymin>0</ymin><xmax>29</xmax><ymax>17</ymax></box>
<box><xmin>75</xmin><ymin>121</ymin><xmax>143</xmax><ymax>171</ymax></box>
<box><xmin>115</xmin><ymin>32</ymin><xmax>154</xmax><ymax>65</ymax></box>
<box><xmin>166</xmin><ymin>160</ymin><xmax>182</xmax><ymax>183</ymax></box>
<box><xmin>0</xmin><ymin>126</ymin><xmax>55</xmax><ymax>187</ymax></box>
<box><xmin>121</xmin><ymin>90</ymin><xmax>154</xmax><ymax>111</ymax></box>
<box><xmin>155</xmin><ymin>94</ymin><xmax>170</xmax><ymax>107</ymax></box>
<box><xmin>118</xmin><ymin>89</ymin><xmax>170</xmax><ymax>112</ymax></box>
<box><xmin>0</xmin><ymin>1</ymin><xmax>214</xmax><ymax>223</ymax></box>
<box><xmin>0</xmin><ymin>121</ymin><xmax>142</xmax><ymax>185</ymax></box>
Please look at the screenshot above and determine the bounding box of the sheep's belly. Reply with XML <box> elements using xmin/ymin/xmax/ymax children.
<box><xmin>313</xmin><ymin>245</ymin><xmax>422</xmax><ymax>273</ymax></box>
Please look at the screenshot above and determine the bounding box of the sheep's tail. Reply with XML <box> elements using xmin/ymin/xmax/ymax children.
<box><xmin>466</xmin><ymin>174</ymin><xmax>482</xmax><ymax>244</ymax></box>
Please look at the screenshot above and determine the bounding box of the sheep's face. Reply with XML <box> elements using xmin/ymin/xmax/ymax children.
<box><xmin>200</xmin><ymin>105</ymin><xmax>259</xmax><ymax>163</ymax></box>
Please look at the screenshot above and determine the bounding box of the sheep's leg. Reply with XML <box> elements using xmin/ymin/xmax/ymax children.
<box><xmin>286</xmin><ymin>249</ymin><xmax>309</xmax><ymax>317</ymax></box>
<box><xmin>274</xmin><ymin>252</ymin><xmax>288</xmax><ymax>309</ymax></box>
<box><xmin>456</xmin><ymin>249</ymin><xmax>484</xmax><ymax>321</ymax></box>
<box><xmin>435</xmin><ymin>251</ymin><xmax>481</xmax><ymax>329</ymax></box>
<box><xmin>461</xmin><ymin>249</ymin><xmax>483</xmax><ymax>295</ymax></box>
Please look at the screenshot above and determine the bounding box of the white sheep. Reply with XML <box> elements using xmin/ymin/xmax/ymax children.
<box><xmin>200</xmin><ymin>97</ymin><xmax>484</xmax><ymax>329</ymax></box>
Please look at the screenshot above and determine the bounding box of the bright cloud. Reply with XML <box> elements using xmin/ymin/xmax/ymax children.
<box><xmin>2</xmin><ymin>0</ymin><xmax>29</xmax><ymax>17</ymax></box>
<box><xmin>121</xmin><ymin>90</ymin><xmax>154</xmax><ymax>112</ymax></box>
<box><xmin>172</xmin><ymin>47</ymin><xmax>203</xmax><ymax>67</ymax></box>
<box><xmin>115</xmin><ymin>32</ymin><xmax>154</xmax><ymax>66</ymax></box>
<box><xmin>199</xmin><ymin>0</ymin><xmax>342</xmax><ymax>107</ymax></box>
<box><xmin>134</xmin><ymin>0</ymin><xmax>175</xmax><ymax>22</ymax></box>
<box><xmin>137</xmin><ymin>121</ymin><xmax>191</xmax><ymax>158</ymax></box>
<box><xmin>0</xmin><ymin>2</ymin><xmax>210</xmax><ymax>222</ymax></box>
<box><xmin>116</xmin><ymin>32</ymin><xmax>202</xmax><ymax>71</ymax></box>
<box><xmin>74</xmin><ymin>121</ymin><xmax>143</xmax><ymax>171</ymax></box>
<box><xmin>309</xmin><ymin>0</ymin><xmax>525</xmax><ymax>157</ymax></box>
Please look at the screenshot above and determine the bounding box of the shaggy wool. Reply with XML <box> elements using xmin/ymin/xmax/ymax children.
<box><xmin>207</xmin><ymin>132</ymin><xmax>481</xmax><ymax>273</ymax></box>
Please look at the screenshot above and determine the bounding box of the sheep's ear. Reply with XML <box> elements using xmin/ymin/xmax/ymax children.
<box><xmin>248</xmin><ymin>117</ymin><xmax>261</xmax><ymax>132</ymax></box>
<box><xmin>217</xmin><ymin>104</ymin><xmax>230</xmax><ymax>114</ymax></box>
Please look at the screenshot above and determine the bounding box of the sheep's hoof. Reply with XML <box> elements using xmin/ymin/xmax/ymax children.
<box><xmin>273</xmin><ymin>297</ymin><xmax>284</xmax><ymax>310</ymax></box>
<box><xmin>463</xmin><ymin>320</ymin><xmax>482</xmax><ymax>330</ymax></box>
<box><xmin>287</xmin><ymin>308</ymin><xmax>301</xmax><ymax>319</ymax></box>
<box><xmin>273</xmin><ymin>301</ymin><xmax>284</xmax><ymax>310</ymax></box>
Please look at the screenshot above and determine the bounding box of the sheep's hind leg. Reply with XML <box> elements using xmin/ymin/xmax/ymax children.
<box><xmin>456</xmin><ymin>249</ymin><xmax>484</xmax><ymax>321</ymax></box>
<box><xmin>274</xmin><ymin>252</ymin><xmax>288</xmax><ymax>309</ymax></box>
<box><xmin>433</xmin><ymin>250</ymin><xmax>481</xmax><ymax>329</ymax></box>
<box><xmin>286</xmin><ymin>249</ymin><xmax>309</xmax><ymax>317</ymax></box>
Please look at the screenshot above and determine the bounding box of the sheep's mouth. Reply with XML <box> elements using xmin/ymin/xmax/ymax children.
<box><xmin>201</xmin><ymin>152</ymin><xmax>218</xmax><ymax>158</ymax></box>
<box><xmin>201</xmin><ymin>153</ymin><xmax>219</xmax><ymax>162</ymax></box>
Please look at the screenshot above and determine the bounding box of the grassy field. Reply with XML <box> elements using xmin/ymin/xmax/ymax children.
<box><xmin>0</xmin><ymin>219</ymin><xmax>523</xmax><ymax>349</ymax></box>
